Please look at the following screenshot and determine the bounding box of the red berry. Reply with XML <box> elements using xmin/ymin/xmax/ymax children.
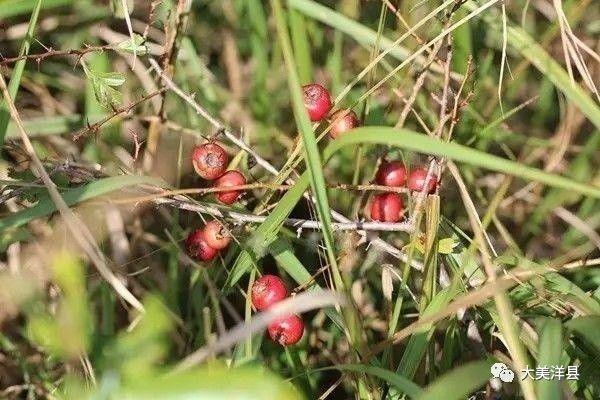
<box><xmin>192</xmin><ymin>142</ymin><xmax>228</xmax><ymax>180</ymax></box>
<box><xmin>203</xmin><ymin>220</ymin><xmax>231</xmax><ymax>250</ymax></box>
<box><xmin>375</xmin><ymin>161</ymin><xmax>408</xmax><ymax>187</ymax></box>
<box><xmin>329</xmin><ymin>109</ymin><xmax>359</xmax><ymax>139</ymax></box>
<box><xmin>407</xmin><ymin>167</ymin><xmax>437</xmax><ymax>193</ymax></box>
<box><xmin>186</xmin><ymin>229</ymin><xmax>218</xmax><ymax>262</ymax></box>
<box><xmin>370</xmin><ymin>193</ymin><xmax>404</xmax><ymax>222</ymax></box>
<box><xmin>268</xmin><ymin>314</ymin><xmax>304</xmax><ymax>346</ymax></box>
<box><xmin>215</xmin><ymin>170</ymin><xmax>246</xmax><ymax>205</ymax></box>
<box><xmin>302</xmin><ymin>83</ymin><xmax>332</xmax><ymax>121</ymax></box>
<box><xmin>251</xmin><ymin>275</ymin><xmax>288</xmax><ymax>311</ymax></box>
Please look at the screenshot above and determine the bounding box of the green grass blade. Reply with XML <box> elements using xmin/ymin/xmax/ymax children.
<box><xmin>0</xmin><ymin>0</ymin><xmax>73</xmax><ymax>19</ymax></box>
<box><xmin>0</xmin><ymin>0</ymin><xmax>43</xmax><ymax>145</ymax></box>
<box><xmin>536</xmin><ymin>318</ymin><xmax>563</xmax><ymax>400</ymax></box>
<box><xmin>273</xmin><ymin>0</ymin><xmax>342</xmax><ymax>290</ymax></box>
<box><xmin>565</xmin><ymin>316</ymin><xmax>600</xmax><ymax>351</ymax></box>
<box><xmin>326</xmin><ymin>128</ymin><xmax>600</xmax><ymax>199</ymax></box>
<box><xmin>288</xmin><ymin>0</ymin><xmax>412</xmax><ymax>63</ymax></box>
<box><xmin>416</xmin><ymin>359</ymin><xmax>494</xmax><ymax>400</ymax></box>
<box><xmin>6</xmin><ymin>114</ymin><xmax>106</xmax><ymax>138</ymax></box>
<box><xmin>0</xmin><ymin>175</ymin><xmax>166</xmax><ymax>232</ymax></box>
<box><xmin>289</xmin><ymin>7</ymin><xmax>313</xmax><ymax>83</ymax></box>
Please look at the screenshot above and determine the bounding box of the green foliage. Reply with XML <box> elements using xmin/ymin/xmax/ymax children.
<box><xmin>82</xmin><ymin>63</ymin><xmax>126</xmax><ymax>109</ymax></box>
<box><xmin>27</xmin><ymin>253</ymin><xmax>90</xmax><ymax>359</ymax></box>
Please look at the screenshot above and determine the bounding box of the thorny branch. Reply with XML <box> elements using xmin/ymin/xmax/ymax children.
<box><xmin>0</xmin><ymin>44</ymin><xmax>114</xmax><ymax>66</ymax></box>
<box><xmin>72</xmin><ymin>88</ymin><xmax>166</xmax><ymax>141</ymax></box>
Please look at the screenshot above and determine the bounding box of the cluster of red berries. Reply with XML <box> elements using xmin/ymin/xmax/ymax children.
<box><xmin>370</xmin><ymin>161</ymin><xmax>438</xmax><ymax>222</ymax></box>
<box><xmin>302</xmin><ymin>83</ymin><xmax>359</xmax><ymax>138</ymax></box>
<box><xmin>184</xmin><ymin>84</ymin><xmax>435</xmax><ymax>346</ymax></box>
<box><xmin>186</xmin><ymin>141</ymin><xmax>247</xmax><ymax>261</ymax></box>
<box><xmin>251</xmin><ymin>274</ymin><xmax>304</xmax><ymax>346</ymax></box>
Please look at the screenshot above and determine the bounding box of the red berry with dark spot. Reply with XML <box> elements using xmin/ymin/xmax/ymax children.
<box><xmin>329</xmin><ymin>109</ymin><xmax>359</xmax><ymax>139</ymax></box>
<box><xmin>215</xmin><ymin>170</ymin><xmax>246</xmax><ymax>205</ymax></box>
<box><xmin>302</xmin><ymin>83</ymin><xmax>332</xmax><ymax>121</ymax></box>
<box><xmin>203</xmin><ymin>220</ymin><xmax>231</xmax><ymax>250</ymax></box>
<box><xmin>267</xmin><ymin>314</ymin><xmax>304</xmax><ymax>346</ymax></box>
<box><xmin>370</xmin><ymin>193</ymin><xmax>404</xmax><ymax>222</ymax></box>
<box><xmin>375</xmin><ymin>161</ymin><xmax>408</xmax><ymax>187</ymax></box>
<box><xmin>192</xmin><ymin>142</ymin><xmax>228</xmax><ymax>180</ymax></box>
<box><xmin>186</xmin><ymin>229</ymin><xmax>218</xmax><ymax>262</ymax></box>
<box><xmin>407</xmin><ymin>167</ymin><xmax>437</xmax><ymax>194</ymax></box>
<box><xmin>251</xmin><ymin>274</ymin><xmax>288</xmax><ymax>311</ymax></box>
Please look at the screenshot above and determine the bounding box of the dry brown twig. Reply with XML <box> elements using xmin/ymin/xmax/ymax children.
<box><xmin>72</xmin><ymin>88</ymin><xmax>166</xmax><ymax>141</ymax></box>
<box><xmin>0</xmin><ymin>44</ymin><xmax>113</xmax><ymax>66</ymax></box>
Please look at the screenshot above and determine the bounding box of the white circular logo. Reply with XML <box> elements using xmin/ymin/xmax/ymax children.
<box><xmin>490</xmin><ymin>362</ymin><xmax>515</xmax><ymax>383</ymax></box>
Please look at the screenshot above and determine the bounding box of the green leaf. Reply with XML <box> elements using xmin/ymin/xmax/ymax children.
<box><xmin>0</xmin><ymin>175</ymin><xmax>166</xmax><ymax>232</ymax></box>
<box><xmin>438</xmin><ymin>238</ymin><xmax>459</xmax><ymax>254</ymax></box>
<box><xmin>416</xmin><ymin>359</ymin><xmax>495</xmax><ymax>400</ymax></box>
<box><xmin>103</xmin><ymin>295</ymin><xmax>172</xmax><ymax>378</ymax></box>
<box><xmin>96</xmin><ymin>71</ymin><xmax>126</xmax><ymax>87</ymax></box>
<box><xmin>114</xmin><ymin>366</ymin><xmax>303</xmax><ymax>400</ymax></box>
<box><xmin>83</xmin><ymin>64</ymin><xmax>125</xmax><ymax>108</ymax></box>
<box><xmin>565</xmin><ymin>316</ymin><xmax>600</xmax><ymax>351</ymax></box>
<box><xmin>27</xmin><ymin>253</ymin><xmax>90</xmax><ymax>359</ymax></box>
<box><xmin>117</xmin><ymin>34</ymin><xmax>149</xmax><ymax>56</ymax></box>
<box><xmin>536</xmin><ymin>318</ymin><xmax>563</xmax><ymax>400</ymax></box>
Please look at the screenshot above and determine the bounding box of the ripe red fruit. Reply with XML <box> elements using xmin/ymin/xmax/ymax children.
<box><xmin>302</xmin><ymin>83</ymin><xmax>332</xmax><ymax>121</ymax></box>
<box><xmin>215</xmin><ymin>170</ymin><xmax>246</xmax><ymax>205</ymax></box>
<box><xmin>186</xmin><ymin>229</ymin><xmax>218</xmax><ymax>262</ymax></box>
<box><xmin>251</xmin><ymin>274</ymin><xmax>288</xmax><ymax>311</ymax></box>
<box><xmin>375</xmin><ymin>161</ymin><xmax>408</xmax><ymax>187</ymax></box>
<box><xmin>268</xmin><ymin>314</ymin><xmax>304</xmax><ymax>346</ymax></box>
<box><xmin>407</xmin><ymin>167</ymin><xmax>437</xmax><ymax>194</ymax></box>
<box><xmin>329</xmin><ymin>109</ymin><xmax>359</xmax><ymax>139</ymax></box>
<box><xmin>370</xmin><ymin>193</ymin><xmax>404</xmax><ymax>222</ymax></box>
<box><xmin>203</xmin><ymin>220</ymin><xmax>231</xmax><ymax>250</ymax></box>
<box><xmin>192</xmin><ymin>142</ymin><xmax>228</xmax><ymax>180</ymax></box>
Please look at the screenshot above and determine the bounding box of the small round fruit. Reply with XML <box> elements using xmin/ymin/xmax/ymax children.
<box><xmin>329</xmin><ymin>109</ymin><xmax>359</xmax><ymax>139</ymax></box>
<box><xmin>215</xmin><ymin>170</ymin><xmax>246</xmax><ymax>205</ymax></box>
<box><xmin>192</xmin><ymin>142</ymin><xmax>228</xmax><ymax>180</ymax></box>
<box><xmin>370</xmin><ymin>193</ymin><xmax>404</xmax><ymax>222</ymax></box>
<box><xmin>375</xmin><ymin>161</ymin><xmax>408</xmax><ymax>187</ymax></box>
<box><xmin>203</xmin><ymin>220</ymin><xmax>231</xmax><ymax>250</ymax></box>
<box><xmin>302</xmin><ymin>83</ymin><xmax>332</xmax><ymax>121</ymax></box>
<box><xmin>407</xmin><ymin>167</ymin><xmax>437</xmax><ymax>194</ymax></box>
<box><xmin>186</xmin><ymin>229</ymin><xmax>218</xmax><ymax>262</ymax></box>
<box><xmin>251</xmin><ymin>274</ymin><xmax>288</xmax><ymax>311</ymax></box>
<box><xmin>268</xmin><ymin>314</ymin><xmax>304</xmax><ymax>346</ymax></box>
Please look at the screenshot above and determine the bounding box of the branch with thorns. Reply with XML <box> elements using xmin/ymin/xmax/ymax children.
<box><xmin>0</xmin><ymin>44</ymin><xmax>114</xmax><ymax>66</ymax></box>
